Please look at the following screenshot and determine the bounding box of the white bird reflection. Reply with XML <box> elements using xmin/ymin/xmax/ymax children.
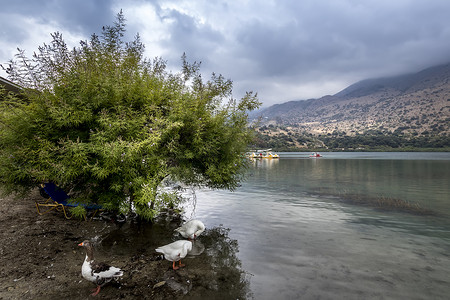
<box><xmin>187</xmin><ymin>240</ymin><xmax>205</xmax><ymax>256</ymax></box>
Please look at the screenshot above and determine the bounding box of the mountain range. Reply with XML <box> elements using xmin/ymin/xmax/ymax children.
<box><xmin>253</xmin><ymin>62</ymin><xmax>450</xmax><ymax>138</ymax></box>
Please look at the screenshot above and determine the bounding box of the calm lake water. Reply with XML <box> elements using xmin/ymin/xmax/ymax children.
<box><xmin>184</xmin><ymin>152</ymin><xmax>450</xmax><ymax>299</ymax></box>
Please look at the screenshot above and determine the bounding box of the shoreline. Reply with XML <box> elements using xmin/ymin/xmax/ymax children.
<box><xmin>0</xmin><ymin>190</ymin><xmax>249</xmax><ymax>299</ymax></box>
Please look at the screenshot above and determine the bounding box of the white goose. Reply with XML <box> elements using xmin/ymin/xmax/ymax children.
<box><xmin>78</xmin><ymin>240</ymin><xmax>123</xmax><ymax>296</ymax></box>
<box><xmin>155</xmin><ymin>240</ymin><xmax>192</xmax><ymax>270</ymax></box>
<box><xmin>174</xmin><ymin>219</ymin><xmax>205</xmax><ymax>240</ymax></box>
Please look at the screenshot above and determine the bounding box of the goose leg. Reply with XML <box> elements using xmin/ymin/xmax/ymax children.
<box><xmin>91</xmin><ymin>285</ymin><xmax>101</xmax><ymax>296</ymax></box>
<box><xmin>178</xmin><ymin>260</ymin><xmax>185</xmax><ymax>268</ymax></box>
<box><xmin>172</xmin><ymin>261</ymin><xmax>179</xmax><ymax>270</ymax></box>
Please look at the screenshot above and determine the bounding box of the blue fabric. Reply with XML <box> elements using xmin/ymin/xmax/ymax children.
<box><xmin>43</xmin><ymin>183</ymin><xmax>102</xmax><ymax>210</ymax></box>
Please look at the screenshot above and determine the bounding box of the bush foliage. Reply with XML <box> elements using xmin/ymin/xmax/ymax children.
<box><xmin>0</xmin><ymin>12</ymin><xmax>260</xmax><ymax>219</ymax></box>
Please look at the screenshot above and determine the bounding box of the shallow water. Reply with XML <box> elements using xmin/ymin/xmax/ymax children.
<box><xmin>183</xmin><ymin>152</ymin><xmax>450</xmax><ymax>299</ymax></box>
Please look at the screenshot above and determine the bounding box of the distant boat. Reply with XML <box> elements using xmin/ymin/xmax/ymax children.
<box><xmin>309</xmin><ymin>152</ymin><xmax>322</xmax><ymax>158</ymax></box>
<box><xmin>248</xmin><ymin>149</ymin><xmax>279</xmax><ymax>159</ymax></box>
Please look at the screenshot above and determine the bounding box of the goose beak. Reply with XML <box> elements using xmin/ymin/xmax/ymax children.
<box><xmin>78</xmin><ymin>242</ymin><xmax>84</xmax><ymax>246</ymax></box>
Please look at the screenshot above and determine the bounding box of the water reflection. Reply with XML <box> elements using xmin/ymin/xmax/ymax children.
<box><xmin>188</xmin><ymin>154</ymin><xmax>450</xmax><ymax>299</ymax></box>
<box><xmin>247</xmin><ymin>157</ymin><xmax>450</xmax><ymax>215</ymax></box>
<box><xmin>94</xmin><ymin>221</ymin><xmax>250</xmax><ymax>299</ymax></box>
<box><xmin>89</xmin><ymin>154</ymin><xmax>450</xmax><ymax>299</ymax></box>
<box><xmin>249</xmin><ymin>157</ymin><xmax>279</xmax><ymax>169</ymax></box>
<box><xmin>186</xmin><ymin>227</ymin><xmax>252</xmax><ymax>300</ymax></box>
<box><xmin>187</xmin><ymin>240</ymin><xmax>205</xmax><ymax>256</ymax></box>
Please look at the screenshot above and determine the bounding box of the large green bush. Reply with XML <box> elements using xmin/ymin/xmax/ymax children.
<box><xmin>0</xmin><ymin>12</ymin><xmax>260</xmax><ymax>219</ymax></box>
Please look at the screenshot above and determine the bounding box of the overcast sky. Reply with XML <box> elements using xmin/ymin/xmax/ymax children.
<box><xmin>1</xmin><ymin>0</ymin><xmax>450</xmax><ymax>107</ymax></box>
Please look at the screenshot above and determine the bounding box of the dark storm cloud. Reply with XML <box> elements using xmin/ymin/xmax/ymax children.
<box><xmin>158</xmin><ymin>8</ymin><xmax>226</xmax><ymax>67</ymax></box>
<box><xmin>1</xmin><ymin>0</ymin><xmax>115</xmax><ymax>36</ymax></box>
<box><xmin>2</xmin><ymin>0</ymin><xmax>450</xmax><ymax>106</ymax></box>
<box><xmin>232</xmin><ymin>0</ymin><xmax>450</xmax><ymax>80</ymax></box>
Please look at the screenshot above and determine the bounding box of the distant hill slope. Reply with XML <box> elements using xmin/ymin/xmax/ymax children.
<box><xmin>254</xmin><ymin>63</ymin><xmax>450</xmax><ymax>137</ymax></box>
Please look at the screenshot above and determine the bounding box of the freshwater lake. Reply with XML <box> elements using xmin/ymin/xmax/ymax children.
<box><xmin>184</xmin><ymin>152</ymin><xmax>450</xmax><ymax>299</ymax></box>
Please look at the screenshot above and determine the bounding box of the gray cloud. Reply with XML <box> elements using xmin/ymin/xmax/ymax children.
<box><xmin>159</xmin><ymin>8</ymin><xmax>226</xmax><ymax>66</ymax></box>
<box><xmin>1</xmin><ymin>0</ymin><xmax>450</xmax><ymax>106</ymax></box>
<box><xmin>1</xmin><ymin>0</ymin><xmax>115</xmax><ymax>36</ymax></box>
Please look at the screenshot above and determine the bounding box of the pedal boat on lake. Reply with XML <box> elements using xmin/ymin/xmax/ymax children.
<box><xmin>248</xmin><ymin>149</ymin><xmax>279</xmax><ymax>159</ymax></box>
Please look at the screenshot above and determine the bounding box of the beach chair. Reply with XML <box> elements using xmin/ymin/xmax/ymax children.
<box><xmin>35</xmin><ymin>182</ymin><xmax>102</xmax><ymax>220</ymax></box>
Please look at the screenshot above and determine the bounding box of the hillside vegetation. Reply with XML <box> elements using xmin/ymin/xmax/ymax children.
<box><xmin>251</xmin><ymin>63</ymin><xmax>450</xmax><ymax>151</ymax></box>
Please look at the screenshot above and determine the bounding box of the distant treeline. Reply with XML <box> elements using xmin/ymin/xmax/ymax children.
<box><xmin>252</xmin><ymin>130</ymin><xmax>450</xmax><ymax>152</ymax></box>
<box><xmin>321</xmin><ymin>134</ymin><xmax>450</xmax><ymax>150</ymax></box>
